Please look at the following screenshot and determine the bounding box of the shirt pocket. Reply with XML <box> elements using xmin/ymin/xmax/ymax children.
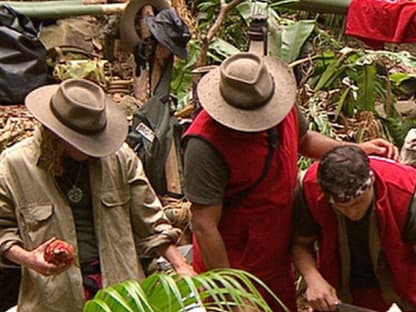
<box><xmin>19</xmin><ymin>203</ymin><xmax>55</xmax><ymax>246</ymax></box>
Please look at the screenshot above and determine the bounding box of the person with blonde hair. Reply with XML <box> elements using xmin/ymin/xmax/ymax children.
<box><xmin>0</xmin><ymin>79</ymin><xmax>195</xmax><ymax>312</ymax></box>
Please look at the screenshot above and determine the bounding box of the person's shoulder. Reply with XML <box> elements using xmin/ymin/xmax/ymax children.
<box><xmin>0</xmin><ymin>136</ymin><xmax>37</xmax><ymax>163</ymax></box>
<box><xmin>370</xmin><ymin>156</ymin><xmax>415</xmax><ymax>173</ymax></box>
<box><xmin>109</xmin><ymin>142</ymin><xmax>144</xmax><ymax>166</ymax></box>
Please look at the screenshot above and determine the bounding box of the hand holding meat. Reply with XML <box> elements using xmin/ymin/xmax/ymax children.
<box><xmin>44</xmin><ymin>238</ymin><xmax>74</xmax><ymax>265</ymax></box>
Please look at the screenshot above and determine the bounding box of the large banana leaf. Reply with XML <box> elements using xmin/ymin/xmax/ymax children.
<box><xmin>277</xmin><ymin>19</ymin><xmax>315</xmax><ymax>63</ymax></box>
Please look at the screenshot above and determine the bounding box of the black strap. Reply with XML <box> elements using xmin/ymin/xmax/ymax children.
<box><xmin>224</xmin><ymin>128</ymin><xmax>278</xmax><ymax>206</ymax></box>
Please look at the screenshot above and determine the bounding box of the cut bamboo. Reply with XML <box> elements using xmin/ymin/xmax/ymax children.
<box><xmin>0</xmin><ymin>2</ymin><xmax>126</xmax><ymax>18</ymax></box>
<box><xmin>0</xmin><ymin>0</ymin><xmax>352</xmax><ymax>20</ymax></box>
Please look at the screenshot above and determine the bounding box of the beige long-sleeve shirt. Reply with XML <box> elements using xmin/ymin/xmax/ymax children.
<box><xmin>0</xmin><ymin>129</ymin><xmax>181</xmax><ymax>312</ymax></box>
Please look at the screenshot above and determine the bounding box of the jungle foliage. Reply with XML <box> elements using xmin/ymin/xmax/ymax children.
<box><xmin>172</xmin><ymin>0</ymin><xmax>416</xmax><ymax>166</ymax></box>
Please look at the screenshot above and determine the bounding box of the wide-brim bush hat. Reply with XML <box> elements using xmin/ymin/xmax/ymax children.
<box><xmin>145</xmin><ymin>8</ymin><xmax>191</xmax><ymax>59</ymax></box>
<box><xmin>25</xmin><ymin>78</ymin><xmax>128</xmax><ymax>157</ymax></box>
<box><xmin>197</xmin><ymin>52</ymin><xmax>297</xmax><ymax>132</ymax></box>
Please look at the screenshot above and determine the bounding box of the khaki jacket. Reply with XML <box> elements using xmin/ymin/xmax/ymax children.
<box><xmin>0</xmin><ymin>130</ymin><xmax>181</xmax><ymax>312</ymax></box>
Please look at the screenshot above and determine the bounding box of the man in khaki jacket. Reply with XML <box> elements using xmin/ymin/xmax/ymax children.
<box><xmin>0</xmin><ymin>79</ymin><xmax>195</xmax><ymax>312</ymax></box>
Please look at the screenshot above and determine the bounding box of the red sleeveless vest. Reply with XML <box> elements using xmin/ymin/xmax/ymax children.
<box><xmin>302</xmin><ymin>158</ymin><xmax>416</xmax><ymax>306</ymax></box>
<box><xmin>184</xmin><ymin>108</ymin><xmax>299</xmax><ymax>311</ymax></box>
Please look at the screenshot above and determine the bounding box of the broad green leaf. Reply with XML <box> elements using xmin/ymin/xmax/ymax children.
<box><xmin>279</xmin><ymin>20</ymin><xmax>315</xmax><ymax>63</ymax></box>
<box><xmin>268</xmin><ymin>8</ymin><xmax>283</xmax><ymax>57</ymax></box>
<box><xmin>236</xmin><ymin>1</ymin><xmax>251</xmax><ymax>24</ymax></box>
<box><xmin>355</xmin><ymin>64</ymin><xmax>377</xmax><ymax>112</ymax></box>
<box><xmin>336</xmin><ymin>87</ymin><xmax>351</xmax><ymax>120</ymax></box>
<box><xmin>208</xmin><ymin>38</ymin><xmax>241</xmax><ymax>59</ymax></box>
<box><xmin>389</xmin><ymin>72</ymin><xmax>413</xmax><ymax>85</ymax></box>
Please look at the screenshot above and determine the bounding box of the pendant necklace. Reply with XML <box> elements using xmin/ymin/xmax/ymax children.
<box><xmin>66</xmin><ymin>163</ymin><xmax>83</xmax><ymax>204</ymax></box>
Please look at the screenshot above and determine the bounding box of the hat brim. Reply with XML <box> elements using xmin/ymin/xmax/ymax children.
<box><xmin>197</xmin><ymin>56</ymin><xmax>297</xmax><ymax>132</ymax></box>
<box><xmin>26</xmin><ymin>84</ymin><xmax>128</xmax><ymax>157</ymax></box>
<box><xmin>146</xmin><ymin>17</ymin><xmax>188</xmax><ymax>59</ymax></box>
<box><xmin>119</xmin><ymin>0</ymin><xmax>170</xmax><ymax>52</ymax></box>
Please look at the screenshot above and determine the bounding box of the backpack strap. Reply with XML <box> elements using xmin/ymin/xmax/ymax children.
<box><xmin>151</xmin><ymin>54</ymin><xmax>173</xmax><ymax>102</ymax></box>
<box><xmin>224</xmin><ymin>127</ymin><xmax>279</xmax><ymax>206</ymax></box>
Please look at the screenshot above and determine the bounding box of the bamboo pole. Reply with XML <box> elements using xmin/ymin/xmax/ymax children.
<box><xmin>0</xmin><ymin>0</ymin><xmax>83</xmax><ymax>7</ymax></box>
<box><xmin>0</xmin><ymin>2</ymin><xmax>126</xmax><ymax>18</ymax></box>
<box><xmin>0</xmin><ymin>0</ymin><xmax>352</xmax><ymax>20</ymax></box>
<box><xmin>275</xmin><ymin>0</ymin><xmax>351</xmax><ymax>14</ymax></box>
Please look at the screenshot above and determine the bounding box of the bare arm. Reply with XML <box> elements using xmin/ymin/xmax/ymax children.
<box><xmin>298</xmin><ymin>130</ymin><xmax>399</xmax><ymax>160</ymax></box>
<box><xmin>292</xmin><ymin>234</ymin><xmax>339</xmax><ymax>311</ymax></box>
<box><xmin>156</xmin><ymin>243</ymin><xmax>196</xmax><ymax>276</ymax></box>
<box><xmin>4</xmin><ymin>238</ymin><xmax>70</xmax><ymax>276</ymax></box>
<box><xmin>191</xmin><ymin>203</ymin><xmax>230</xmax><ymax>269</ymax></box>
<box><xmin>298</xmin><ymin>130</ymin><xmax>342</xmax><ymax>160</ymax></box>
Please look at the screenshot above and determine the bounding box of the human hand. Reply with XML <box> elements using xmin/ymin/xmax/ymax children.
<box><xmin>305</xmin><ymin>276</ymin><xmax>340</xmax><ymax>311</ymax></box>
<box><xmin>27</xmin><ymin>238</ymin><xmax>73</xmax><ymax>276</ymax></box>
<box><xmin>172</xmin><ymin>262</ymin><xmax>197</xmax><ymax>277</ymax></box>
<box><xmin>358</xmin><ymin>138</ymin><xmax>399</xmax><ymax>161</ymax></box>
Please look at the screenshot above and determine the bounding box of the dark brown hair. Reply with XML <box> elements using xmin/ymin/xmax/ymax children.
<box><xmin>317</xmin><ymin>145</ymin><xmax>370</xmax><ymax>197</ymax></box>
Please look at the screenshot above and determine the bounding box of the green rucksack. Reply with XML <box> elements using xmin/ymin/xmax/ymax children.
<box><xmin>126</xmin><ymin>56</ymin><xmax>183</xmax><ymax>196</ymax></box>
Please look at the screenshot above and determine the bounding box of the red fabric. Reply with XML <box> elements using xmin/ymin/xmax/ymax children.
<box><xmin>350</xmin><ymin>288</ymin><xmax>389</xmax><ymax>311</ymax></box>
<box><xmin>81</xmin><ymin>260</ymin><xmax>102</xmax><ymax>300</ymax></box>
<box><xmin>345</xmin><ymin>0</ymin><xmax>416</xmax><ymax>49</ymax></box>
<box><xmin>303</xmin><ymin>157</ymin><xmax>416</xmax><ymax>308</ymax></box>
<box><xmin>83</xmin><ymin>273</ymin><xmax>102</xmax><ymax>300</ymax></box>
<box><xmin>184</xmin><ymin>108</ymin><xmax>299</xmax><ymax>312</ymax></box>
<box><xmin>351</xmin><ymin>288</ymin><xmax>416</xmax><ymax>312</ymax></box>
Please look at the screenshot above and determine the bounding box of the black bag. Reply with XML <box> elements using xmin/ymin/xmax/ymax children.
<box><xmin>0</xmin><ymin>5</ymin><xmax>48</xmax><ymax>104</ymax></box>
<box><xmin>127</xmin><ymin>56</ymin><xmax>182</xmax><ymax>196</ymax></box>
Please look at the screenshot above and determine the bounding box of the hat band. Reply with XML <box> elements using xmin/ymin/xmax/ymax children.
<box><xmin>50</xmin><ymin>98</ymin><xmax>107</xmax><ymax>135</ymax></box>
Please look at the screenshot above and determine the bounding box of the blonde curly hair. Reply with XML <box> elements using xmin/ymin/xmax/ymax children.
<box><xmin>39</xmin><ymin>125</ymin><xmax>66</xmax><ymax>176</ymax></box>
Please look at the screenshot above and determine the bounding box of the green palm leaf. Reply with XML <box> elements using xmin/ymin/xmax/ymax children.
<box><xmin>84</xmin><ymin>269</ymin><xmax>284</xmax><ymax>312</ymax></box>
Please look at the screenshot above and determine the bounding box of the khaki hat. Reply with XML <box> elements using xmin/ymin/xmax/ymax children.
<box><xmin>196</xmin><ymin>52</ymin><xmax>297</xmax><ymax>132</ymax></box>
<box><xmin>25</xmin><ymin>79</ymin><xmax>128</xmax><ymax>157</ymax></box>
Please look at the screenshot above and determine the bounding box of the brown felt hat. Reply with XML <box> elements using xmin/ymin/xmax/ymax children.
<box><xmin>25</xmin><ymin>79</ymin><xmax>128</xmax><ymax>157</ymax></box>
<box><xmin>197</xmin><ymin>52</ymin><xmax>297</xmax><ymax>132</ymax></box>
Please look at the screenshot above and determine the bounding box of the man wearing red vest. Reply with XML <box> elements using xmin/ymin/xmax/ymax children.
<box><xmin>293</xmin><ymin>145</ymin><xmax>416</xmax><ymax>311</ymax></box>
<box><xmin>183</xmin><ymin>52</ymin><xmax>398</xmax><ymax>311</ymax></box>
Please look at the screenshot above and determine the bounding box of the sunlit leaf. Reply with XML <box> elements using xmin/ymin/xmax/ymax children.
<box><xmin>279</xmin><ymin>20</ymin><xmax>315</xmax><ymax>63</ymax></box>
<box><xmin>84</xmin><ymin>269</ymin><xmax>283</xmax><ymax>312</ymax></box>
<box><xmin>355</xmin><ymin>64</ymin><xmax>377</xmax><ymax>112</ymax></box>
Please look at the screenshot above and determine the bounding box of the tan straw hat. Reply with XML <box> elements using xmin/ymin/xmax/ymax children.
<box><xmin>197</xmin><ymin>52</ymin><xmax>297</xmax><ymax>132</ymax></box>
<box><xmin>25</xmin><ymin>78</ymin><xmax>128</xmax><ymax>157</ymax></box>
